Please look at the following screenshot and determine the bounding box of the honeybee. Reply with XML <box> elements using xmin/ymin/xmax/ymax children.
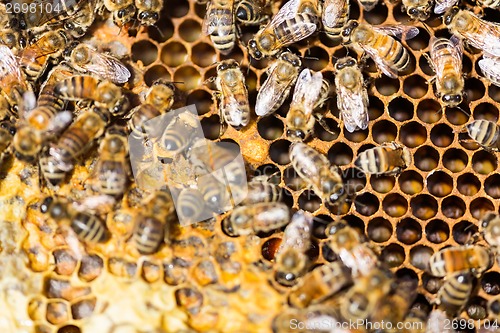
<box><xmin>40</xmin><ymin>196</ymin><xmax>109</xmax><ymax>244</ymax></box>
<box><xmin>18</xmin><ymin>29</ymin><xmax>67</xmax><ymax>81</ymax></box>
<box><xmin>478</xmin><ymin>54</ymin><xmax>500</xmax><ymax>88</ymax></box>
<box><xmin>342</xmin><ymin>21</ymin><xmax>419</xmax><ymax>79</ymax></box>
<box><xmin>202</xmin><ymin>0</ymin><xmax>236</xmax><ymax>55</ymax></box>
<box><xmin>402</xmin><ymin>0</ymin><xmax>432</xmax><ymax>21</ymax></box>
<box><xmin>289</xmin><ymin>142</ymin><xmax>345</xmax><ymax>206</ymax></box>
<box><xmin>480</xmin><ymin>213</ymin><xmax>500</xmax><ymax>248</ymax></box>
<box><xmin>255</xmin><ymin>52</ymin><xmax>301</xmax><ymax>117</ymax></box>
<box><xmin>428</xmin><ymin>36</ymin><xmax>464</xmax><ymax>107</ymax></box>
<box><xmin>39</xmin><ymin>153</ymin><xmax>67</xmax><ymax>186</ymax></box>
<box><xmin>89</xmin><ymin>126</ymin><xmax>130</xmax><ymax>197</ymax></box>
<box><xmin>354</xmin><ymin>142</ymin><xmax>411</xmax><ymax>176</ymax></box>
<box><xmin>325</xmin><ymin>220</ymin><xmax>378</xmax><ymax>278</ymax></box>
<box><xmin>135</xmin><ymin>0</ymin><xmax>163</xmax><ymax>26</ymax></box>
<box><xmin>49</xmin><ymin>106</ymin><xmax>110</xmax><ymax>172</ymax></box>
<box><xmin>133</xmin><ymin>190</ymin><xmax>175</xmax><ymax>255</ymax></box>
<box><xmin>288</xmin><ymin>261</ymin><xmax>353</xmax><ymax>308</ymax></box>
<box><xmin>128</xmin><ymin>82</ymin><xmax>175</xmax><ymax>138</ymax></box>
<box><xmin>340</xmin><ymin>267</ymin><xmax>394</xmax><ymax>321</ymax></box>
<box><xmin>0</xmin><ymin>45</ymin><xmax>30</xmax><ymax>107</ymax></box>
<box><xmin>214</xmin><ymin>59</ymin><xmax>250</xmax><ymax>129</ymax></box>
<box><xmin>145</xmin><ymin>81</ymin><xmax>176</xmax><ymax>111</ymax></box>
<box><xmin>322</xmin><ymin>0</ymin><xmax>349</xmax><ymax>40</ymax></box>
<box><xmin>235</xmin><ymin>0</ymin><xmax>271</xmax><ymax>25</ymax></box>
<box><xmin>189</xmin><ymin>139</ymin><xmax>247</xmax><ymax>188</ymax></box>
<box><xmin>285</xmin><ymin>68</ymin><xmax>325</xmax><ymax>141</ymax></box>
<box><xmin>444</xmin><ymin>7</ymin><xmax>500</xmax><ymax>58</ymax></box>
<box><xmin>222</xmin><ymin>202</ymin><xmax>290</xmax><ymax>236</ymax></box>
<box><xmin>54</xmin><ymin>75</ymin><xmax>123</xmax><ymax>108</ymax></box>
<box><xmin>13</xmin><ymin>86</ymin><xmax>69</xmax><ymax>160</ymax></box>
<box><xmin>67</xmin><ymin>44</ymin><xmax>131</xmax><ymax>84</ymax></box>
<box><xmin>0</xmin><ymin>120</ymin><xmax>15</xmax><ymax>165</ymax></box>
<box><xmin>128</xmin><ymin>104</ymin><xmax>162</xmax><ymax>139</ymax></box>
<box><xmin>176</xmin><ymin>188</ymin><xmax>207</xmax><ymax>223</ymax></box>
<box><xmin>102</xmin><ymin>0</ymin><xmax>136</xmax><ymax>26</ymax></box>
<box><xmin>436</xmin><ymin>272</ymin><xmax>474</xmax><ymax>316</ymax></box>
<box><xmin>196</xmin><ymin>171</ymin><xmax>232</xmax><ymax>213</ymax></box>
<box><xmin>274</xmin><ymin>210</ymin><xmax>313</xmax><ymax>286</ymax></box>
<box><xmin>334</xmin><ymin>57</ymin><xmax>369</xmax><ymax>133</ymax></box>
<box><xmin>154</xmin><ymin>111</ymin><xmax>200</xmax><ymax>160</ymax></box>
<box><xmin>240</xmin><ymin>175</ymin><xmax>282</xmax><ymax>205</ymax></box>
<box><xmin>465</xmin><ymin>119</ymin><xmax>500</xmax><ymax>151</ymax></box>
<box><xmin>247</xmin><ymin>0</ymin><xmax>320</xmax><ymax>59</ymax></box>
<box><xmin>428</xmin><ymin>245</ymin><xmax>493</xmax><ymax>277</ymax></box>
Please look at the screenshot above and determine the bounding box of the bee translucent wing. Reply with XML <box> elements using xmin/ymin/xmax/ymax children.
<box><xmin>292</xmin><ymin>69</ymin><xmax>323</xmax><ymax>114</ymax></box>
<box><xmin>47</xmin><ymin>111</ymin><xmax>73</xmax><ymax>132</ymax></box>
<box><xmin>359</xmin><ymin>44</ymin><xmax>399</xmax><ymax>78</ymax></box>
<box><xmin>479</xmin><ymin>55</ymin><xmax>500</xmax><ymax>87</ymax></box>
<box><xmin>255</xmin><ymin>62</ymin><xmax>292</xmax><ymax>116</ymax></box>
<box><xmin>202</xmin><ymin>1</ymin><xmax>218</xmax><ymax>35</ymax></box>
<box><xmin>75</xmin><ymin>49</ymin><xmax>131</xmax><ymax>84</ymax></box>
<box><xmin>434</xmin><ymin>0</ymin><xmax>458</xmax><ymax>14</ymax></box>
<box><xmin>202</xmin><ymin>0</ymin><xmax>235</xmax><ymax>36</ymax></box>
<box><xmin>0</xmin><ymin>45</ymin><xmax>22</xmax><ymax>87</ymax></box>
<box><xmin>264</xmin><ymin>0</ymin><xmax>318</xmax><ymax>46</ymax></box>
<box><xmin>458</xmin><ymin>14</ymin><xmax>500</xmax><ymax>57</ymax></box>
<box><xmin>337</xmin><ymin>81</ymin><xmax>369</xmax><ymax>133</ymax></box>
<box><xmin>269</xmin><ymin>0</ymin><xmax>301</xmax><ymax>26</ymax></box>
<box><xmin>322</xmin><ymin>0</ymin><xmax>346</xmax><ymax>27</ymax></box>
<box><xmin>372</xmin><ymin>24</ymin><xmax>419</xmax><ymax>40</ymax></box>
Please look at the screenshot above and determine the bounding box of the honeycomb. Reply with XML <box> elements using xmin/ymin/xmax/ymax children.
<box><xmin>2</xmin><ymin>0</ymin><xmax>500</xmax><ymax>332</ymax></box>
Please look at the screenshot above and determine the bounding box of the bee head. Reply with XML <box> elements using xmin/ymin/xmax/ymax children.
<box><xmin>138</xmin><ymin>11</ymin><xmax>159</xmax><ymax>26</ymax></box>
<box><xmin>335</xmin><ymin>56</ymin><xmax>356</xmax><ymax>71</ymax></box>
<box><xmin>408</xmin><ymin>7</ymin><xmax>430</xmax><ymax>21</ymax></box>
<box><xmin>13</xmin><ymin>127</ymin><xmax>42</xmax><ymax>159</ymax></box>
<box><xmin>442</xmin><ymin>94</ymin><xmax>462</xmax><ymax>106</ymax></box>
<box><xmin>248</xmin><ymin>39</ymin><xmax>263</xmax><ymax>60</ymax></box>
<box><xmin>281</xmin><ymin>52</ymin><xmax>301</xmax><ymax>67</ymax></box>
<box><xmin>342</xmin><ymin>21</ymin><xmax>358</xmax><ymax>39</ymax></box>
<box><xmin>286</xmin><ymin>129</ymin><xmax>307</xmax><ymax>140</ymax></box>
<box><xmin>444</xmin><ymin>6</ymin><xmax>460</xmax><ymax>26</ymax></box>
<box><xmin>217</xmin><ymin>59</ymin><xmax>238</xmax><ymax>72</ymax></box>
<box><xmin>327</xmin><ymin>185</ymin><xmax>346</xmax><ymax>205</ymax></box>
<box><xmin>40</xmin><ymin>196</ymin><xmax>54</xmax><ymax>214</ymax></box>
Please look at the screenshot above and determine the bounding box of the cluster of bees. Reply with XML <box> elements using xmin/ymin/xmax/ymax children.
<box><xmin>2</xmin><ymin>0</ymin><xmax>500</xmax><ymax>331</ymax></box>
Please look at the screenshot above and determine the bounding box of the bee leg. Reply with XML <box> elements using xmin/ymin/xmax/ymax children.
<box><xmin>314</xmin><ymin>114</ymin><xmax>338</xmax><ymax>136</ymax></box>
<box><xmin>211</xmin><ymin>91</ymin><xmax>227</xmax><ymax>137</ymax></box>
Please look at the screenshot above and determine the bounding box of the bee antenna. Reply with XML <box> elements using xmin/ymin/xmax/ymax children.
<box><xmin>150</xmin><ymin>23</ymin><xmax>165</xmax><ymax>40</ymax></box>
<box><xmin>455</xmin><ymin>105</ymin><xmax>471</xmax><ymax>117</ymax></box>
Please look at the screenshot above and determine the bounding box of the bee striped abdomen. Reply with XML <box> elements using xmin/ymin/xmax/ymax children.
<box><xmin>209</xmin><ymin>9</ymin><xmax>235</xmax><ymax>54</ymax></box>
<box><xmin>71</xmin><ymin>213</ymin><xmax>109</xmax><ymax>243</ymax></box>
<box><xmin>27</xmin><ymin>90</ymin><xmax>65</xmax><ymax>130</ymax></box>
<box><xmin>467</xmin><ymin>120</ymin><xmax>499</xmax><ymax>148</ymax></box>
<box><xmin>437</xmin><ymin>273</ymin><xmax>473</xmax><ymax>316</ymax></box>
<box><xmin>134</xmin><ymin>217</ymin><xmax>164</xmax><ymax>254</ymax></box>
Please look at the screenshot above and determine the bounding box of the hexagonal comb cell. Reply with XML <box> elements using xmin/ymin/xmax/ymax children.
<box><xmin>2</xmin><ymin>0</ymin><xmax>500</xmax><ymax>330</ymax></box>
